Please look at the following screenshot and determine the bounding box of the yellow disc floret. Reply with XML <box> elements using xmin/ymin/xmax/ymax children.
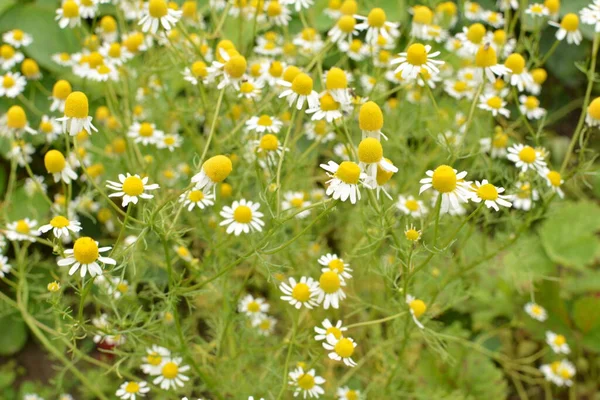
<box><xmin>7</xmin><ymin>105</ymin><xmax>27</xmax><ymax>129</ymax></box>
<box><xmin>44</xmin><ymin>150</ymin><xmax>66</xmax><ymax>173</ymax></box>
<box><xmin>149</xmin><ymin>0</ymin><xmax>168</xmax><ymax>17</ymax></box>
<box><xmin>475</xmin><ymin>45</ymin><xmax>498</xmax><ymax>68</ymax></box>
<box><xmin>367</xmin><ymin>8</ymin><xmax>386</xmax><ymax>27</ymax></box>
<box><xmin>359</xmin><ymin>101</ymin><xmax>383</xmax><ymax>132</ymax></box>
<box><xmin>357</xmin><ymin>138</ymin><xmax>383</xmax><ymax>164</ymax></box>
<box><xmin>291</xmin><ymin>73</ymin><xmax>313</xmax><ymax>96</ymax></box>
<box><xmin>319</xmin><ymin>271</ymin><xmax>341</xmax><ymax>293</ymax></box>
<box><xmin>292</xmin><ymin>283</ymin><xmax>310</xmax><ymax>302</ymax></box>
<box><xmin>406</xmin><ymin>43</ymin><xmax>428</xmax><ymax>66</ymax></box>
<box><xmin>64</xmin><ymin>91</ymin><xmax>89</xmax><ymax>118</ymax></box>
<box><xmin>587</xmin><ymin>97</ymin><xmax>600</xmax><ymax>119</ymax></box>
<box><xmin>335</xmin><ymin>161</ymin><xmax>361</xmax><ymax>184</ymax></box>
<box><xmin>477</xmin><ymin>183</ymin><xmax>498</xmax><ymax>201</ymax></box>
<box><xmin>202</xmin><ymin>155</ymin><xmax>233</xmax><ymax>183</ymax></box>
<box><xmin>410</xmin><ymin>299</ymin><xmax>427</xmax><ymax>318</ymax></box>
<box><xmin>505</xmin><ymin>53</ymin><xmax>525</xmax><ymax>74</ymax></box>
<box><xmin>73</xmin><ymin>237</ymin><xmax>99</xmax><ymax>264</ymax></box>
<box><xmin>233</xmin><ymin>205</ymin><xmax>252</xmax><ymax>223</ymax></box>
<box><xmin>431</xmin><ymin>165</ymin><xmax>456</xmax><ymax>193</ymax></box>
<box><xmin>326</xmin><ymin>67</ymin><xmax>348</xmax><ymax>90</ymax></box>
<box><xmin>334</xmin><ymin>338</ymin><xmax>355</xmax><ymax>357</ymax></box>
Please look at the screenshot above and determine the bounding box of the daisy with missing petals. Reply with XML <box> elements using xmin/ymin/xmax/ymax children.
<box><xmin>318</xmin><ymin>253</ymin><xmax>353</xmax><ymax>280</ymax></box>
<box><xmin>419</xmin><ymin>165</ymin><xmax>472</xmax><ymax>214</ymax></box>
<box><xmin>282</xmin><ymin>191</ymin><xmax>311</xmax><ymax>218</ymax></box>
<box><xmin>44</xmin><ymin>150</ymin><xmax>78</xmax><ymax>184</ymax></box>
<box><xmin>540</xmin><ymin>359</ymin><xmax>576</xmax><ymax>387</ymax></box>
<box><xmin>178</xmin><ymin>187</ymin><xmax>215</xmax><ymax>211</ymax></box>
<box><xmin>474</xmin><ymin>44</ymin><xmax>510</xmax><ymax>82</ymax></box>
<box><xmin>397</xmin><ymin>195</ymin><xmax>427</xmax><ymax>217</ymax></box>
<box><xmin>406</xmin><ymin>294</ymin><xmax>427</xmax><ymax>329</ymax></box>
<box><xmin>320</xmin><ymin>160</ymin><xmax>368</xmax><ymax>204</ymax></box>
<box><xmin>391</xmin><ymin>43</ymin><xmax>444</xmax><ymax>80</ymax></box>
<box><xmin>116</xmin><ymin>381</ymin><xmax>150</xmax><ymax>400</ymax></box>
<box><xmin>405</xmin><ymin>224</ymin><xmax>422</xmax><ymax>242</ymax></box>
<box><xmin>38</xmin><ymin>216</ymin><xmax>82</xmax><ymax>238</ymax></box>
<box><xmin>511</xmin><ymin>182</ymin><xmax>539</xmax><ymax>211</ymax></box>
<box><xmin>239</xmin><ymin>294</ymin><xmax>270</xmax><ymax>321</ymax></box>
<box><xmin>152</xmin><ymin>358</ymin><xmax>190</xmax><ymax>390</ymax></box>
<box><xmin>246</xmin><ymin>114</ymin><xmax>283</xmax><ymax>134</ymax></box>
<box><xmin>470</xmin><ymin>180</ymin><xmax>512</xmax><ymax>211</ymax></box>
<box><xmin>288</xmin><ymin>366</ymin><xmax>326</xmax><ymax>399</ymax></box>
<box><xmin>549</xmin><ymin>14</ymin><xmax>582</xmax><ymax>45</ymax></box>
<box><xmin>279</xmin><ymin>276</ymin><xmax>319</xmax><ymax>309</ymax></box>
<box><xmin>328</xmin><ymin>15</ymin><xmax>359</xmax><ymax>44</ymax></box>
<box><xmin>541</xmin><ymin>169</ymin><xmax>564</xmax><ymax>198</ymax></box>
<box><xmin>220</xmin><ymin>199</ymin><xmax>265</xmax><ymax>235</ymax></box>
<box><xmin>183</xmin><ymin>60</ymin><xmax>208</xmax><ymax>85</ymax></box>
<box><xmin>56</xmin><ymin>91</ymin><xmax>98</xmax><ymax>136</ymax></box>
<box><xmin>519</xmin><ymin>95</ymin><xmax>546</xmax><ymax>120</ymax></box>
<box><xmin>55</xmin><ymin>0</ymin><xmax>81</xmax><ymax>29</ymax></box>
<box><xmin>279</xmin><ymin>72</ymin><xmax>320</xmax><ymax>110</ymax></box>
<box><xmin>138</xmin><ymin>0</ymin><xmax>182</xmax><ymax>34</ymax></box>
<box><xmin>357</xmin><ymin>138</ymin><xmax>398</xmax><ymax>185</ymax></box>
<box><xmin>323</xmin><ymin>334</ymin><xmax>357</xmax><ymax>367</ymax></box>
<box><xmin>478</xmin><ymin>93</ymin><xmax>510</xmax><ymax>117</ymax></box>
<box><xmin>316</xmin><ymin>270</ymin><xmax>346</xmax><ymax>309</ymax></box>
<box><xmin>546</xmin><ymin>331</ymin><xmax>570</xmax><ymax>354</ymax></box>
<box><xmin>192</xmin><ymin>155</ymin><xmax>233</xmax><ymax>190</ymax></box>
<box><xmin>5</xmin><ymin>219</ymin><xmax>40</xmax><ymax>242</ymax></box>
<box><xmin>3</xmin><ymin>29</ymin><xmax>33</xmax><ymax>48</ymax></box>
<box><xmin>524</xmin><ymin>301</ymin><xmax>547</xmax><ymax>321</ymax></box>
<box><xmin>354</xmin><ymin>8</ymin><xmax>400</xmax><ymax>45</ymax></box>
<box><xmin>141</xmin><ymin>345</ymin><xmax>171</xmax><ymax>375</ymax></box>
<box><xmin>106</xmin><ymin>173</ymin><xmax>160</xmax><ymax>207</ymax></box>
<box><xmin>504</xmin><ymin>53</ymin><xmax>534</xmax><ymax>92</ymax></box>
<box><xmin>507</xmin><ymin>144</ymin><xmax>546</xmax><ymax>173</ymax></box>
<box><xmin>586</xmin><ymin>97</ymin><xmax>600</xmax><ymax>127</ymax></box>
<box><xmin>314</xmin><ymin>319</ymin><xmax>347</xmax><ymax>342</ymax></box>
<box><xmin>57</xmin><ymin>237</ymin><xmax>116</xmax><ymax>278</ymax></box>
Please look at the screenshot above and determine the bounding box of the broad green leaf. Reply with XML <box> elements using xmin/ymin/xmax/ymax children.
<box><xmin>572</xmin><ymin>296</ymin><xmax>600</xmax><ymax>334</ymax></box>
<box><xmin>0</xmin><ymin>313</ymin><xmax>27</xmax><ymax>356</ymax></box>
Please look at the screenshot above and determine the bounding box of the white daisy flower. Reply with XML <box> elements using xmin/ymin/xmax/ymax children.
<box><xmin>406</xmin><ymin>294</ymin><xmax>427</xmax><ymax>329</ymax></box>
<box><xmin>478</xmin><ymin>93</ymin><xmax>510</xmax><ymax>118</ymax></box>
<box><xmin>549</xmin><ymin>13</ymin><xmax>582</xmax><ymax>45</ymax></box>
<box><xmin>116</xmin><ymin>381</ymin><xmax>150</xmax><ymax>400</ymax></box>
<box><xmin>510</xmin><ymin>182</ymin><xmax>539</xmax><ymax>211</ymax></box>
<box><xmin>246</xmin><ymin>114</ymin><xmax>283</xmax><ymax>134</ymax></box>
<box><xmin>314</xmin><ymin>318</ymin><xmax>347</xmax><ymax>342</ymax></box>
<box><xmin>282</xmin><ymin>191</ymin><xmax>311</xmax><ymax>218</ymax></box>
<box><xmin>278</xmin><ymin>72</ymin><xmax>320</xmax><ymax>110</ymax></box>
<box><xmin>581</xmin><ymin>1</ymin><xmax>600</xmax><ymax>33</ymax></box>
<box><xmin>304</xmin><ymin>120</ymin><xmax>336</xmax><ymax>142</ymax></box>
<box><xmin>24</xmin><ymin>175</ymin><xmax>47</xmax><ymax>197</ymax></box>
<box><xmin>279</xmin><ymin>276</ymin><xmax>319</xmax><ymax>309</ymax></box>
<box><xmin>288</xmin><ymin>367</ymin><xmax>326</xmax><ymax>399</ymax></box>
<box><xmin>525</xmin><ymin>3</ymin><xmax>549</xmax><ymax>18</ymax></box>
<box><xmin>503</xmin><ymin>53</ymin><xmax>534</xmax><ymax>92</ymax></box>
<box><xmin>238</xmin><ymin>294</ymin><xmax>269</xmax><ymax>321</ymax></box>
<box><xmin>191</xmin><ymin>155</ymin><xmax>233</xmax><ymax>191</ymax></box>
<box><xmin>419</xmin><ymin>165</ymin><xmax>472</xmax><ymax>214</ymax></box>
<box><xmin>182</xmin><ymin>61</ymin><xmax>208</xmax><ymax>85</ymax></box>
<box><xmin>56</xmin><ymin>0</ymin><xmax>82</xmax><ymax>29</ymax></box>
<box><xmin>546</xmin><ymin>331</ymin><xmax>570</xmax><ymax>354</ymax></box>
<box><xmin>320</xmin><ymin>160</ymin><xmax>369</xmax><ymax>204</ymax></box>
<box><xmin>506</xmin><ymin>144</ymin><xmax>547</xmax><ymax>173</ymax></box>
<box><xmin>38</xmin><ymin>216</ymin><xmax>82</xmax><ymax>238</ymax></box>
<box><xmin>323</xmin><ymin>333</ymin><xmax>357</xmax><ymax>367</ymax></box>
<box><xmin>138</xmin><ymin>0</ymin><xmax>182</xmax><ymax>33</ymax></box>
<box><xmin>524</xmin><ymin>301</ymin><xmax>547</xmax><ymax>321</ymax></box>
<box><xmin>56</xmin><ymin>91</ymin><xmax>98</xmax><ymax>136</ymax></box>
<box><xmin>106</xmin><ymin>173</ymin><xmax>160</xmax><ymax>207</ymax></box>
<box><xmin>479</xmin><ymin>128</ymin><xmax>509</xmax><ymax>158</ymax></box>
<box><xmin>354</xmin><ymin>8</ymin><xmax>400</xmax><ymax>45</ymax></box>
<box><xmin>316</xmin><ymin>270</ymin><xmax>346</xmax><ymax>309</ymax></box>
<box><xmin>0</xmin><ymin>72</ymin><xmax>27</xmax><ymax>98</ymax></box>
<box><xmin>43</xmin><ymin>149</ymin><xmax>78</xmax><ymax>184</ymax></box>
<box><xmin>0</xmin><ymin>44</ymin><xmax>24</xmax><ymax>70</ymax></box>
<box><xmin>391</xmin><ymin>43</ymin><xmax>444</xmax><ymax>80</ymax></box>
<box><xmin>57</xmin><ymin>237</ymin><xmax>116</xmax><ymax>278</ymax></box>
<box><xmin>519</xmin><ymin>95</ymin><xmax>546</xmax><ymax>120</ymax></box>
<box><xmin>281</xmin><ymin>0</ymin><xmax>313</xmax><ymax>12</ymax></box>
<box><xmin>128</xmin><ymin>121</ymin><xmax>163</xmax><ymax>146</ymax></box>
<box><xmin>220</xmin><ymin>199</ymin><xmax>265</xmax><ymax>235</ymax></box>
<box><xmin>141</xmin><ymin>345</ymin><xmax>171</xmax><ymax>376</ymax></box>
<box><xmin>0</xmin><ymin>255</ymin><xmax>12</xmax><ymax>278</ymax></box>
<box><xmin>470</xmin><ymin>180</ymin><xmax>512</xmax><ymax>211</ymax></box>
<box><xmin>328</xmin><ymin>15</ymin><xmax>359</xmax><ymax>44</ymax></box>
<box><xmin>318</xmin><ymin>253</ymin><xmax>352</xmax><ymax>280</ymax></box>
<box><xmin>541</xmin><ymin>169</ymin><xmax>564</xmax><ymax>198</ymax></box>
<box><xmin>397</xmin><ymin>195</ymin><xmax>427</xmax><ymax>218</ymax></box>
<box><xmin>252</xmin><ymin>315</ymin><xmax>277</xmax><ymax>336</ymax></box>
<box><xmin>38</xmin><ymin>115</ymin><xmax>62</xmax><ymax>143</ymax></box>
<box><xmin>336</xmin><ymin>386</ymin><xmax>362</xmax><ymax>400</ymax></box>
<box><xmin>339</xmin><ymin>39</ymin><xmax>368</xmax><ymax>61</ymax></box>
<box><xmin>474</xmin><ymin>44</ymin><xmax>510</xmax><ymax>82</ymax></box>
<box><xmin>179</xmin><ymin>187</ymin><xmax>215</xmax><ymax>211</ymax></box>
<box><xmin>152</xmin><ymin>357</ymin><xmax>190</xmax><ymax>390</ymax></box>
<box><xmin>2</xmin><ymin>29</ymin><xmax>33</xmax><ymax>48</ymax></box>
<box><xmin>540</xmin><ymin>359</ymin><xmax>576</xmax><ymax>387</ymax></box>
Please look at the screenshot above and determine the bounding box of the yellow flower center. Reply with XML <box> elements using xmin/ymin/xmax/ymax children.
<box><xmin>453</xmin><ymin>81</ymin><xmax>467</xmax><ymax>92</ymax></box>
<box><xmin>334</xmin><ymin>338</ymin><xmax>355</xmax><ymax>357</ymax></box>
<box><xmin>413</xmin><ymin>5</ymin><xmax>433</xmax><ymax>24</ymax></box>
<box><xmin>517</xmin><ymin>184</ymin><xmax>531</xmax><ymax>199</ymax></box>
<box><xmin>122</xmin><ymin>176</ymin><xmax>144</xmax><ymax>196</ymax></box>
<box><xmin>318</xmin><ymin>93</ymin><xmax>339</xmax><ymax>111</ymax></box>
<box><xmin>319</xmin><ymin>271</ymin><xmax>341</xmax><ymax>294</ymax></box>
<box><xmin>410</xmin><ymin>299</ymin><xmax>427</xmax><ymax>318</ymax></box>
<box><xmin>301</xmin><ymin>27</ymin><xmax>316</xmax><ymax>41</ymax></box>
<box><xmin>405</xmin><ymin>229</ymin><xmax>420</xmax><ymax>241</ymax></box>
<box><xmin>125</xmin><ymin>382</ymin><xmax>140</xmax><ymax>393</ymax></box>
<box><xmin>406</xmin><ymin>43</ymin><xmax>428</xmax><ymax>66</ymax></box>
<box><xmin>325</xmin><ymin>67</ymin><xmax>347</xmax><ymax>90</ymax></box>
<box><xmin>21</xmin><ymin>59</ymin><xmax>39</xmax><ymax>77</ymax></box>
<box><xmin>492</xmin><ymin>132</ymin><xmax>508</xmax><ymax>148</ymax></box>
<box><xmin>547</xmin><ymin>170</ymin><xmax>562</xmax><ymax>186</ymax></box>
<box><xmin>247</xmin><ymin>300</ymin><xmax>260</xmax><ymax>312</ymax></box>
<box><xmin>188</xmin><ymin>190</ymin><xmax>204</xmax><ymax>202</ymax></box>
<box><xmin>531</xmin><ymin>304</ymin><xmax>543</xmax><ymax>315</ymax></box>
<box><xmin>466</xmin><ymin>23</ymin><xmax>486</xmax><ymax>44</ymax></box>
<box><xmin>297</xmin><ymin>374</ymin><xmax>315</xmax><ymax>390</ymax></box>
<box><xmin>486</xmin><ymin>96</ymin><xmax>503</xmax><ymax>109</ymax></box>
<box><xmin>359</xmin><ymin>101</ymin><xmax>383</xmax><ymax>131</ymax></box>
<box><xmin>405</xmin><ymin>199</ymin><xmax>419</xmax><ymax>211</ymax></box>
<box><xmin>335</xmin><ymin>161</ymin><xmax>361</xmax><ymax>184</ymax></box>
<box><xmin>64</xmin><ymin>91</ymin><xmax>89</xmax><ymax>119</ymax></box>
<box><xmin>176</xmin><ymin>246</ymin><xmax>190</xmax><ymax>258</ymax></box>
<box><xmin>2</xmin><ymin>74</ymin><xmax>14</xmax><ymax>89</ymax></box>
<box><xmin>531</xmin><ymin>4</ymin><xmax>544</xmax><ymax>14</ymax></box>
<box><xmin>326</xmin><ymin>326</ymin><xmax>342</xmax><ymax>339</ymax></box>
<box><xmin>292</xmin><ymin>282</ymin><xmax>311</xmax><ymax>302</ymax></box>
<box><xmin>73</xmin><ymin>237</ymin><xmax>99</xmax><ymax>264</ymax></box>
<box><xmin>314</xmin><ymin>120</ymin><xmax>327</xmax><ymax>135</ymax></box>
<box><xmin>477</xmin><ymin>183</ymin><xmax>498</xmax><ymax>201</ymax></box>
<box><xmin>346</xmin><ymin>390</ymin><xmax>359</xmax><ymax>400</ymax></box>
<box><xmin>123</xmin><ymin>32</ymin><xmax>144</xmax><ymax>52</ymax></box>
<box><xmin>50</xmin><ymin>216</ymin><xmax>70</xmax><ymax>228</ymax></box>
<box><xmin>554</xmin><ymin>335</ymin><xmax>566</xmax><ymax>346</ymax></box>
<box><xmin>149</xmin><ymin>0</ymin><xmax>169</xmax><ymax>17</ymax></box>
<box><xmin>357</xmin><ymin>138</ymin><xmax>383</xmax><ymax>164</ymax></box>
<box><xmin>15</xmin><ymin>219</ymin><xmax>30</xmax><ymax>234</ymax></box>
<box><xmin>493</xmin><ymin>29</ymin><xmax>506</xmax><ymax>45</ymax></box>
<box><xmin>107</xmin><ymin>43</ymin><xmax>121</xmax><ymax>58</ymax></box>
<box><xmin>328</xmin><ymin>0</ymin><xmax>341</xmax><ymax>10</ymax></box>
<box><xmin>259</xmin><ymin>134</ymin><xmax>279</xmax><ymax>151</ymax></box>
<box><xmin>290</xmin><ymin>197</ymin><xmax>304</xmax><ymax>208</ymax></box>
<box><xmin>40</xmin><ymin>121</ymin><xmax>54</xmax><ymax>133</ymax></box>
<box><xmin>518</xmin><ymin>146</ymin><xmax>536</xmax><ymax>163</ymax></box>
<box><xmin>257</xmin><ymin>115</ymin><xmax>273</xmax><ymax>126</ymax></box>
<box><xmin>349</xmin><ymin>39</ymin><xmax>362</xmax><ymax>52</ymax></box>
<box><xmin>240</xmin><ymin>81</ymin><xmax>255</xmax><ymax>94</ymax></box>
<box><xmin>340</xmin><ymin>0</ymin><xmax>357</xmax><ymax>15</ymax></box>
<box><xmin>202</xmin><ymin>155</ymin><xmax>233</xmax><ymax>183</ymax></box>
<box><xmin>269</xmin><ymin>61</ymin><xmax>283</xmax><ymax>77</ymax></box>
<box><xmin>161</xmin><ymin>362</ymin><xmax>179</xmax><ymax>379</ymax></box>
<box><xmin>7</xmin><ymin>106</ymin><xmax>26</xmax><ymax>128</ymax></box>
<box><xmin>224</xmin><ymin>55</ymin><xmax>247</xmax><ymax>79</ymax></box>
<box><xmin>550</xmin><ymin>361</ymin><xmax>561</xmax><ymax>373</ymax></box>
<box><xmin>431</xmin><ymin>165</ymin><xmax>457</xmax><ymax>193</ymax></box>
<box><xmin>62</xmin><ymin>0</ymin><xmax>80</xmax><ymax>18</ymax></box>
<box><xmin>588</xmin><ymin>97</ymin><xmax>600</xmax><ymax>119</ymax></box>
<box><xmin>266</xmin><ymin>1</ymin><xmax>282</xmax><ymax>17</ymax></box>
<box><xmin>524</xmin><ymin>96</ymin><xmax>539</xmax><ymax>110</ymax></box>
<box><xmin>337</xmin><ymin>15</ymin><xmax>356</xmax><ymax>33</ymax></box>
<box><xmin>291</xmin><ymin>73</ymin><xmax>313</xmax><ymax>96</ymax></box>
<box><xmin>561</xmin><ymin>13</ymin><xmax>578</xmax><ymax>31</ymax></box>
<box><xmin>12</xmin><ymin>29</ymin><xmax>24</xmax><ymax>40</ymax></box>
<box><xmin>475</xmin><ymin>45</ymin><xmax>498</xmax><ymax>68</ymax></box>
<box><xmin>367</xmin><ymin>8</ymin><xmax>386</xmax><ymax>27</ymax></box>
<box><xmin>259</xmin><ymin>318</ymin><xmax>272</xmax><ymax>330</ymax></box>
<box><xmin>233</xmin><ymin>205</ymin><xmax>252</xmax><ymax>223</ymax></box>
<box><xmin>44</xmin><ymin>150</ymin><xmax>66</xmax><ymax>173</ymax></box>
<box><xmin>117</xmin><ymin>282</ymin><xmax>129</xmax><ymax>293</ymax></box>
<box><xmin>100</xmin><ymin>16</ymin><xmax>117</xmax><ymax>32</ymax></box>
<box><xmin>328</xmin><ymin>259</ymin><xmax>345</xmax><ymax>273</ymax></box>
<box><xmin>559</xmin><ymin>368</ymin><xmax>572</xmax><ymax>379</ymax></box>
<box><xmin>544</xmin><ymin>0</ymin><xmax>559</xmax><ymax>14</ymax></box>
<box><xmin>505</xmin><ymin>53</ymin><xmax>525</xmax><ymax>74</ymax></box>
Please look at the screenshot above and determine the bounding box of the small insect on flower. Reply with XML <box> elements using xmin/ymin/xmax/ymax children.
<box><xmin>139</xmin><ymin>0</ymin><xmax>182</xmax><ymax>34</ymax></box>
<box><xmin>179</xmin><ymin>187</ymin><xmax>215</xmax><ymax>211</ymax></box>
<box><xmin>288</xmin><ymin>366</ymin><xmax>326</xmax><ymax>399</ymax></box>
<box><xmin>116</xmin><ymin>380</ymin><xmax>151</xmax><ymax>400</ymax></box>
<box><xmin>318</xmin><ymin>253</ymin><xmax>353</xmax><ymax>280</ymax></box>
<box><xmin>320</xmin><ymin>160</ymin><xmax>369</xmax><ymax>204</ymax></box>
<box><xmin>56</xmin><ymin>0</ymin><xmax>81</xmax><ymax>29</ymax></box>
<box><xmin>38</xmin><ymin>216</ymin><xmax>82</xmax><ymax>238</ymax></box>
<box><xmin>141</xmin><ymin>345</ymin><xmax>171</xmax><ymax>375</ymax></box>
<box><xmin>152</xmin><ymin>357</ymin><xmax>190</xmax><ymax>390</ymax></box>
<box><xmin>406</xmin><ymin>294</ymin><xmax>427</xmax><ymax>329</ymax></box>
<box><xmin>192</xmin><ymin>154</ymin><xmax>233</xmax><ymax>190</ymax></box>
<box><xmin>470</xmin><ymin>180</ymin><xmax>512</xmax><ymax>211</ymax></box>
<box><xmin>58</xmin><ymin>237</ymin><xmax>116</xmax><ymax>278</ymax></box>
<box><xmin>220</xmin><ymin>199</ymin><xmax>265</xmax><ymax>235</ymax></box>
<box><xmin>279</xmin><ymin>276</ymin><xmax>319</xmax><ymax>309</ymax></box>
<box><xmin>316</xmin><ymin>270</ymin><xmax>346</xmax><ymax>309</ymax></box>
<box><xmin>56</xmin><ymin>91</ymin><xmax>98</xmax><ymax>136</ymax></box>
<box><xmin>323</xmin><ymin>334</ymin><xmax>358</xmax><ymax>367</ymax></box>
<box><xmin>391</xmin><ymin>43</ymin><xmax>444</xmax><ymax>81</ymax></box>
<box><xmin>585</xmin><ymin>97</ymin><xmax>600</xmax><ymax>127</ymax></box>
<box><xmin>314</xmin><ymin>318</ymin><xmax>347</xmax><ymax>341</ymax></box>
<box><xmin>106</xmin><ymin>173</ymin><xmax>160</xmax><ymax>207</ymax></box>
<box><xmin>419</xmin><ymin>165</ymin><xmax>472</xmax><ymax>214</ymax></box>
<box><xmin>506</xmin><ymin>144</ymin><xmax>547</xmax><ymax>173</ymax></box>
<box><xmin>524</xmin><ymin>301</ymin><xmax>547</xmax><ymax>321</ymax></box>
<box><xmin>239</xmin><ymin>294</ymin><xmax>270</xmax><ymax>321</ymax></box>
<box><xmin>540</xmin><ymin>359</ymin><xmax>576</xmax><ymax>387</ymax></box>
<box><xmin>279</xmin><ymin>72</ymin><xmax>320</xmax><ymax>111</ymax></box>
<box><xmin>546</xmin><ymin>331</ymin><xmax>570</xmax><ymax>354</ymax></box>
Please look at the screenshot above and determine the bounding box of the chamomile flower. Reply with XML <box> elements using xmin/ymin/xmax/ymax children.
<box><xmin>191</xmin><ymin>155</ymin><xmax>233</xmax><ymax>190</ymax></box>
<box><xmin>44</xmin><ymin>150</ymin><xmax>78</xmax><ymax>184</ymax></box>
<box><xmin>3</xmin><ymin>105</ymin><xmax>37</xmax><ymax>136</ymax></box>
<box><xmin>116</xmin><ymin>381</ymin><xmax>150</xmax><ymax>400</ymax></box>
<box><xmin>511</xmin><ymin>182</ymin><xmax>539</xmax><ymax>210</ymax></box>
<box><xmin>139</xmin><ymin>0</ymin><xmax>182</xmax><ymax>33</ymax></box>
<box><xmin>324</xmin><ymin>0</ymin><xmax>342</xmax><ymax>19</ymax></box>
<box><xmin>354</xmin><ymin>8</ymin><xmax>400</xmax><ymax>45</ymax></box>
<box><xmin>478</xmin><ymin>93</ymin><xmax>510</xmax><ymax>117</ymax></box>
<box><xmin>323</xmin><ymin>334</ymin><xmax>357</xmax><ymax>367</ymax></box>
<box><xmin>183</xmin><ymin>61</ymin><xmax>208</xmax><ymax>85</ymax></box>
<box><xmin>406</xmin><ymin>294</ymin><xmax>427</xmax><ymax>329</ymax></box>
<box><xmin>0</xmin><ymin>44</ymin><xmax>23</xmax><ymax>70</ymax></box>
<box><xmin>419</xmin><ymin>165</ymin><xmax>472</xmax><ymax>214</ymax></box>
<box><xmin>318</xmin><ymin>253</ymin><xmax>352</xmax><ymax>280</ymax></box>
<box><xmin>358</xmin><ymin>101</ymin><xmax>386</xmax><ymax>140</ymax></box>
<box><xmin>585</xmin><ymin>97</ymin><xmax>600</xmax><ymax>127</ymax></box>
<box><xmin>328</xmin><ymin>15</ymin><xmax>359</xmax><ymax>44</ymax></box>
<box><xmin>3</xmin><ymin>29</ymin><xmax>33</xmax><ymax>48</ymax></box>
<box><xmin>470</xmin><ymin>180</ymin><xmax>512</xmax><ymax>211</ymax></box>
<box><xmin>320</xmin><ymin>160</ymin><xmax>368</xmax><ymax>204</ymax></box>
<box><xmin>305</xmin><ymin>120</ymin><xmax>335</xmax><ymax>142</ymax></box>
<box><xmin>96</xmin><ymin>15</ymin><xmax>119</xmax><ymax>42</ymax></box>
<box><xmin>128</xmin><ymin>121</ymin><xmax>163</xmax><ymax>145</ymax></box>
<box><xmin>525</xmin><ymin>3</ymin><xmax>549</xmax><ymax>19</ymax></box>
<box><xmin>157</xmin><ymin>133</ymin><xmax>182</xmax><ymax>151</ymax></box>
<box><xmin>210</xmin><ymin>49</ymin><xmax>248</xmax><ymax>89</ymax></box>
<box><xmin>0</xmin><ymin>255</ymin><xmax>11</xmax><ymax>278</ymax></box>
<box><xmin>238</xmin><ymin>78</ymin><xmax>264</xmax><ymax>99</ymax></box>
<box><xmin>504</xmin><ymin>53</ymin><xmax>534</xmax><ymax>92</ymax></box>
<box><xmin>179</xmin><ymin>187</ymin><xmax>215</xmax><ymax>211</ymax></box>
<box><xmin>507</xmin><ymin>144</ymin><xmax>547</xmax><ymax>173</ymax></box>
<box><xmin>316</xmin><ymin>270</ymin><xmax>346</xmax><ymax>309</ymax></box>
<box><xmin>56</xmin><ymin>91</ymin><xmax>98</xmax><ymax>136</ymax></box>
<box><xmin>541</xmin><ymin>169</ymin><xmax>564</xmax><ymax>198</ymax></box>
<box><xmin>456</xmin><ymin>23</ymin><xmax>487</xmax><ymax>56</ymax></box>
<box><xmin>279</xmin><ymin>72</ymin><xmax>320</xmax><ymax>110</ymax></box>
<box><xmin>464</xmin><ymin>2</ymin><xmax>483</xmax><ymax>20</ymax></box>
<box><xmin>410</xmin><ymin>5</ymin><xmax>434</xmax><ymax>40</ymax></box>
<box><xmin>252</xmin><ymin>315</ymin><xmax>277</xmax><ymax>336</ymax></box>
<box><xmin>307</xmin><ymin>92</ymin><xmax>344</xmax><ymax>122</ymax></box>
<box><xmin>57</xmin><ymin>237</ymin><xmax>116</xmax><ymax>278</ymax></box>
<box><xmin>497</xmin><ymin>0</ymin><xmax>519</xmax><ymax>10</ymax></box>
<box><xmin>540</xmin><ymin>359</ymin><xmax>576</xmax><ymax>387</ymax></box>
<box><xmin>220</xmin><ymin>199</ymin><xmax>265</xmax><ymax>235</ymax></box>
<box><xmin>444</xmin><ymin>79</ymin><xmax>474</xmax><ymax>100</ymax></box>
<box><xmin>24</xmin><ymin>175</ymin><xmax>47</xmax><ymax>197</ymax></box>
<box><xmin>549</xmin><ymin>14</ymin><xmax>582</xmax><ymax>45</ymax></box>
<box><xmin>339</xmin><ymin>39</ymin><xmax>368</xmax><ymax>61</ymax></box>
<box><xmin>546</xmin><ymin>331</ymin><xmax>570</xmax><ymax>354</ymax></box>
<box><xmin>288</xmin><ymin>367</ymin><xmax>326</xmax><ymax>399</ymax></box>
<box><xmin>239</xmin><ymin>294</ymin><xmax>270</xmax><ymax>321</ymax></box>
<box><xmin>282</xmin><ymin>191</ymin><xmax>311</xmax><ymax>218</ymax></box>
<box><xmin>141</xmin><ymin>345</ymin><xmax>171</xmax><ymax>375</ymax></box>
<box><xmin>474</xmin><ymin>44</ymin><xmax>510</xmax><ymax>82</ymax></box>
<box><xmin>519</xmin><ymin>95</ymin><xmax>546</xmax><ymax>120</ymax></box>
<box><xmin>337</xmin><ymin>387</ymin><xmax>362</xmax><ymax>400</ymax></box>
<box><xmin>246</xmin><ymin>114</ymin><xmax>283</xmax><ymax>134</ymax></box>
<box><xmin>357</xmin><ymin>137</ymin><xmax>397</xmax><ymax>186</ymax></box>
<box><xmin>391</xmin><ymin>43</ymin><xmax>444</xmax><ymax>80</ymax></box>
<box><xmin>38</xmin><ymin>216</ymin><xmax>82</xmax><ymax>238</ymax></box>
<box><xmin>0</xmin><ymin>72</ymin><xmax>27</xmax><ymax>98</ymax></box>
<box><xmin>56</xmin><ymin>0</ymin><xmax>82</xmax><ymax>29</ymax></box>
<box><xmin>314</xmin><ymin>319</ymin><xmax>347</xmax><ymax>341</ymax></box>
<box><xmin>483</xmin><ymin>11</ymin><xmax>505</xmax><ymax>28</ymax></box>
<box><xmin>279</xmin><ymin>276</ymin><xmax>319</xmax><ymax>309</ymax></box>
<box><xmin>5</xmin><ymin>219</ymin><xmax>40</xmax><ymax>242</ymax></box>
<box><xmin>265</xmin><ymin>1</ymin><xmax>291</xmax><ymax>26</ymax></box>
<box><xmin>524</xmin><ymin>301</ymin><xmax>547</xmax><ymax>321</ymax></box>
<box><xmin>397</xmin><ymin>195</ymin><xmax>427</xmax><ymax>217</ymax></box>
<box><xmin>152</xmin><ymin>358</ymin><xmax>190</xmax><ymax>390</ymax></box>
<box><xmin>106</xmin><ymin>173</ymin><xmax>160</xmax><ymax>207</ymax></box>
<box><xmin>581</xmin><ymin>1</ymin><xmax>600</xmax><ymax>32</ymax></box>
<box><xmin>479</xmin><ymin>127</ymin><xmax>509</xmax><ymax>158</ymax></box>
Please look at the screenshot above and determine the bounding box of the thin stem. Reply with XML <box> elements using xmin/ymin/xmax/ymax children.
<box><xmin>275</xmin><ymin>108</ymin><xmax>298</xmax><ymax>217</ymax></box>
